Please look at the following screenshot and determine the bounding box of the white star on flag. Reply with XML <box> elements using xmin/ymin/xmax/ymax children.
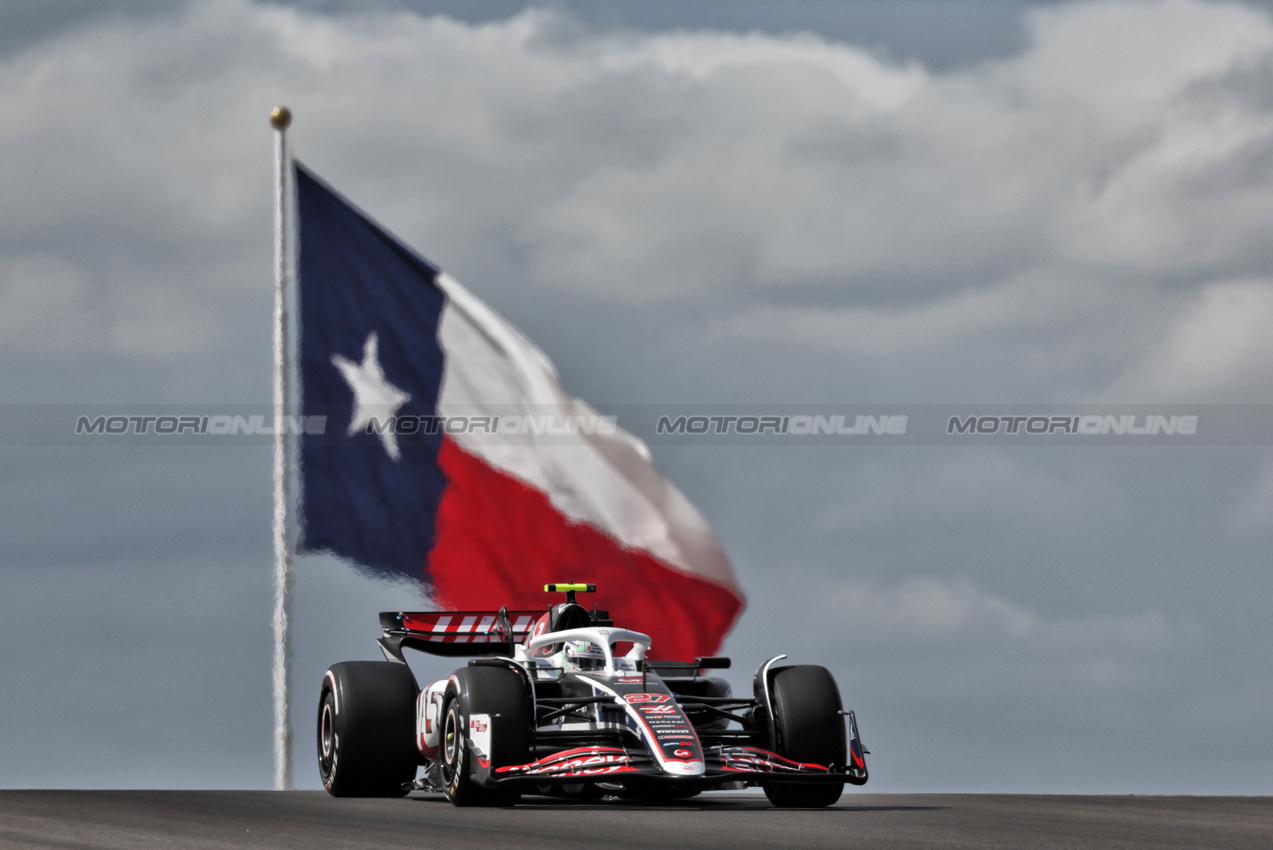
<box><xmin>332</xmin><ymin>332</ymin><xmax>411</xmax><ymax>461</ymax></box>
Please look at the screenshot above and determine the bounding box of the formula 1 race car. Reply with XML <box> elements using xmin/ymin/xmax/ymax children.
<box><xmin>317</xmin><ymin>584</ymin><xmax>868</xmax><ymax>807</ymax></box>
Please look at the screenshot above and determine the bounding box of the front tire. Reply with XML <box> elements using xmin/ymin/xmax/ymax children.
<box><xmin>761</xmin><ymin>665</ymin><xmax>845</xmax><ymax>808</ymax></box>
<box><xmin>440</xmin><ymin>666</ymin><xmax>528</xmax><ymax>807</ymax></box>
<box><xmin>317</xmin><ymin>661</ymin><xmax>418</xmax><ymax>797</ymax></box>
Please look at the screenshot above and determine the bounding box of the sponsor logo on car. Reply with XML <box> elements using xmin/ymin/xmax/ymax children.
<box><xmin>496</xmin><ymin>748</ymin><xmax>636</xmax><ymax>777</ymax></box>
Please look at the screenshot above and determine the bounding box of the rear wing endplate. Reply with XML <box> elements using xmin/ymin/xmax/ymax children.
<box><xmin>378</xmin><ymin>609</ymin><xmax>546</xmax><ymax>659</ymax></box>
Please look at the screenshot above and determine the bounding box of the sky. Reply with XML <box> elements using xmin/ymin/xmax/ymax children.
<box><xmin>1</xmin><ymin>0</ymin><xmax>1272</xmax><ymax>793</ymax></box>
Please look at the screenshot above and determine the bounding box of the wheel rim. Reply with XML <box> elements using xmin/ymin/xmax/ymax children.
<box><xmin>443</xmin><ymin>707</ymin><xmax>457</xmax><ymax>765</ymax></box>
<box><xmin>441</xmin><ymin>703</ymin><xmax>463</xmax><ymax>792</ymax></box>
<box><xmin>318</xmin><ymin>692</ymin><xmax>337</xmax><ymax>782</ymax></box>
<box><xmin>320</xmin><ymin>703</ymin><xmax>334</xmax><ymax>759</ymax></box>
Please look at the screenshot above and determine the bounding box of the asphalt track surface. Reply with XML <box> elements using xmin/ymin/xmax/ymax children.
<box><xmin>2</xmin><ymin>791</ymin><xmax>1271</xmax><ymax>850</ymax></box>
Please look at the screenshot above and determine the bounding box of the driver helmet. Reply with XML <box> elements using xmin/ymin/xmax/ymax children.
<box><xmin>556</xmin><ymin>639</ymin><xmax>606</xmax><ymax>672</ymax></box>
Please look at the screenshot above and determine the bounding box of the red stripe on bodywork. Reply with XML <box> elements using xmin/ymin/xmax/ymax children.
<box><xmin>496</xmin><ymin>746</ymin><xmax>632</xmax><ymax>776</ymax></box>
<box><xmin>718</xmin><ymin>746</ymin><xmax>830</xmax><ymax>773</ymax></box>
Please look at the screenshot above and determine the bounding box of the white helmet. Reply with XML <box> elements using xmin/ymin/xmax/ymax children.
<box><xmin>555</xmin><ymin>639</ymin><xmax>606</xmax><ymax>672</ymax></box>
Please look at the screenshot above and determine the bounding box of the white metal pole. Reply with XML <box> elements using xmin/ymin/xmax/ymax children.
<box><xmin>270</xmin><ymin>105</ymin><xmax>294</xmax><ymax>792</ymax></box>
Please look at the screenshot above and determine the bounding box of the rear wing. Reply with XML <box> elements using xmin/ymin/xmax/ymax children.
<box><xmin>378</xmin><ymin>609</ymin><xmax>547</xmax><ymax>658</ymax></box>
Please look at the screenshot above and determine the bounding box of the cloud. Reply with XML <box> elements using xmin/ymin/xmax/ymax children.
<box><xmin>524</xmin><ymin>0</ymin><xmax>1273</xmax><ymax>302</ymax></box>
<box><xmin>5</xmin><ymin>0</ymin><xmax>1272</xmax><ymax>383</ymax></box>
<box><xmin>0</xmin><ymin>253</ymin><xmax>96</xmax><ymax>351</ymax></box>
<box><xmin>824</xmin><ymin>575</ymin><xmax>1040</xmax><ymax>640</ymax></box>
<box><xmin>805</xmin><ymin>449</ymin><xmax>1092</xmax><ymax>536</ymax></box>
<box><xmin>1233</xmin><ymin>454</ymin><xmax>1273</xmax><ymax>527</ymax></box>
<box><xmin>818</xmin><ymin>575</ymin><xmax>1186</xmax><ymax>677</ymax></box>
<box><xmin>1103</xmin><ymin>277</ymin><xmax>1273</xmax><ymax>399</ymax></box>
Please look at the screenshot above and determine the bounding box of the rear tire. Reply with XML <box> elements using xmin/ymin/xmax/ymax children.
<box><xmin>440</xmin><ymin>666</ymin><xmax>528</xmax><ymax>807</ymax></box>
<box><xmin>318</xmin><ymin>661</ymin><xmax>419</xmax><ymax>797</ymax></box>
<box><xmin>761</xmin><ymin>665</ymin><xmax>845</xmax><ymax>808</ymax></box>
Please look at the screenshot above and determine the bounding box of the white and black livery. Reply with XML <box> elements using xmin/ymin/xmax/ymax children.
<box><xmin>317</xmin><ymin>584</ymin><xmax>868</xmax><ymax>807</ymax></box>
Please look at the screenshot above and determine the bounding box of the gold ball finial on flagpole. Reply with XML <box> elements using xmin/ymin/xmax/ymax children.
<box><xmin>270</xmin><ymin>105</ymin><xmax>292</xmax><ymax>130</ymax></box>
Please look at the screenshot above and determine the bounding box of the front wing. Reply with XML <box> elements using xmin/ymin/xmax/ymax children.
<box><xmin>485</xmin><ymin>743</ymin><xmax>868</xmax><ymax>788</ymax></box>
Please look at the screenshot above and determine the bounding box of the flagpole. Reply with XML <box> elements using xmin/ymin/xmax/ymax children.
<box><xmin>270</xmin><ymin>104</ymin><xmax>294</xmax><ymax>792</ymax></box>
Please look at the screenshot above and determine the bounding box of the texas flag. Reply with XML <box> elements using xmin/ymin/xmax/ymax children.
<box><xmin>295</xmin><ymin>164</ymin><xmax>743</xmax><ymax>660</ymax></box>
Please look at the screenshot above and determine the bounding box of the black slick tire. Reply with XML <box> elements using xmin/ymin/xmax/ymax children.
<box><xmin>317</xmin><ymin>661</ymin><xmax>418</xmax><ymax>797</ymax></box>
<box><xmin>761</xmin><ymin>665</ymin><xmax>846</xmax><ymax>808</ymax></box>
<box><xmin>440</xmin><ymin>665</ymin><xmax>528</xmax><ymax>807</ymax></box>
